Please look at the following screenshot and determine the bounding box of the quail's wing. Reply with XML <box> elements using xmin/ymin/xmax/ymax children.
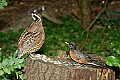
<box><xmin>18</xmin><ymin>22</ymin><xmax>45</xmax><ymax>56</ymax></box>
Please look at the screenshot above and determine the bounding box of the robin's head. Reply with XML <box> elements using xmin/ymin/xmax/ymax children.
<box><xmin>65</xmin><ymin>42</ymin><xmax>77</xmax><ymax>51</ymax></box>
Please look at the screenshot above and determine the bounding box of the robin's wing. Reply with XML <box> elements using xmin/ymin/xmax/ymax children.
<box><xmin>73</xmin><ymin>46</ymin><xmax>91</xmax><ymax>60</ymax></box>
<box><xmin>74</xmin><ymin>51</ymin><xmax>89</xmax><ymax>60</ymax></box>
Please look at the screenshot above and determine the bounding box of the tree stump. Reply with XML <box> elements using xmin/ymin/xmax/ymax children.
<box><xmin>23</xmin><ymin>51</ymin><xmax>115</xmax><ymax>80</ymax></box>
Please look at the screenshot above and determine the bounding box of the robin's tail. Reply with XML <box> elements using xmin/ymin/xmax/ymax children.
<box><xmin>87</xmin><ymin>62</ymin><xmax>106</xmax><ymax>68</ymax></box>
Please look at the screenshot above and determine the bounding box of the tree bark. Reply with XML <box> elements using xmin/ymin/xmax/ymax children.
<box><xmin>78</xmin><ymin>0</ymin><xmax>91</xmax><ymax>28</ymax></box>
<box><xmin>23</xmin><ymin>53</ymin><xmax>115</xmax><ymax>80</ymax></box>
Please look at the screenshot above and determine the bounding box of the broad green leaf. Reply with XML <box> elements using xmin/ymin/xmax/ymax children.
<box><xmin>2</xmin><ymin>58</ymin><xmax>9</xmax><ymax>66</ymax></box>
<box><xmin>18</xmin><ymin>59</ymin><xmax>24</xmax><ymax>64</ymax></box>
<box><xmin>3</xmin><ymin>67</ymin><xmax>11</xmax><ymax>74</ymax></box>
<box><xmin>0</xmin><ymin>63</ymin><xmax>2</xmax><ymax>69</ymax></box>
<box><xmin>106</xmin><ymin>56</ymin><xmax>120</xmax><ymax>67</ymax></box>
<box><xmin>19</xmin><ymin>74</ymin><xmax>26</xmax><ymax>80</ymax></box>
<box><xmin>0</xmin><ymin>51</ymin><xmax>2</xmax><ymax>56</ymax></box>
<box><xmin>14</xmin><ymin>64</ymin><xmax>21</xmax><ymax>69</ymax></box>
<box><xmin>8</xmin><ymin>58</ymin><xmax>15</xmax><ymax>65</ymax></box>
<box><xmin>20</xmin><ymin>63</ymin><xmax>25</xmax><ymax>67</ymax></box>
<box><xmin>116</xmin><ymin>48</ymin><xmax>120</xmax><ymax>55</ymax></box>
<box><xmin>0</xmin><ymin>70</ymin><xmax>4</xmax><ymax>76</ymax></box>
<box><xmin>4</xmin><ymin>2</ymin><xmax>8</xmax><ymax>6</ymax></box>
<box><xmin>10</xmin><ymin>58</ymin><xmax>17</xmax><ymax>64</ymax></box>
<box><xmin>17</xmin><ymin>71</ymin><xmax>22</xmax><ymax>74</ymax></box>
<box><xmin>110</xmin><ymin>42</ymin><xmax>119</xmax><ymax>48</ymax></box>
<box><xmin>7</xmin><ymin>66</ymin><xmax>14</xmax><ymax>71</ymax></box>
<box><xmin>2</xmin><ymin>0</ymin><xmax>6</xmax><ymax>2</ymax></box>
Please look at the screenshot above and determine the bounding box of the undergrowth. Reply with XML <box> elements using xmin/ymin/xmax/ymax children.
<box><xmin>0</xmin><ymin>16</ymin><xmax>120</xmax><ymax>79</ymax></box>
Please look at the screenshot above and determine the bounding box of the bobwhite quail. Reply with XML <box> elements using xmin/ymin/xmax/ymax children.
<box><xmin>17</xmin><ymin>9</ymin><xmax>45</xmax><ymax>59</ymax></box>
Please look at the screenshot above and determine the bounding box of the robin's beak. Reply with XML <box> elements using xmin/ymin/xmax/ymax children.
<box><xmin>65</xmin><ymin>42</ymin><xmax>70</xmax><ymax>47</ymax></box>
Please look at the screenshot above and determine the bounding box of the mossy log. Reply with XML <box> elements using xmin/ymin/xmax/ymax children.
<box><xmin>23</xmin><ymin>51</ymin><xmax>115</xmax><ymax>80</ymax></box>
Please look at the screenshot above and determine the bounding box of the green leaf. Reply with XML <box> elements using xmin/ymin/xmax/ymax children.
<box><xmin>18</xmin><ymin>59</ymin><xmax>24</xmax><ymax>64</ymax></box>
<box><xmin>0</xmin><ymin>6</ymin><xmax>3</xmax><ymax>9</ymax></box>
<box><xmin>4</xmin><ymin>2</ymin><xmax>8</xmax><ymax>6</ymax></box>
<box><xmin>19</xmin><ymin>74</ymin><xmax>26</xmax><ymax>80</ymax></box>
<box><xmin>15</xmin><ymin>71</ymin><xmax>22</xmax><ymax>79</ymax></box>
<box><xmin>0</xmin><ymin>70</ymin><xmax>4</xmax><ymax>76</ymax></box>
<box><xmin>0</xmin><ymin>0</ymin><xmax>8</xmax><ymax>9</ymax></box>
<box><xmin>2</xmin><ymin>0</ymin><xmax>5</xmax><ymax>2</ymax></box>
<box><xmin>8</xmin><ymin>58</ymin><xmax>15</xmax><ymax>65</ymax></box>
<box><xmin>19</xmin><ymin>63</ymin><xmax>25</xmax><ymax>67</ymax></box>
<box><xmin>0</xmin><ymin>63</ymin><xmax>2</xmax><ymax>69</ymax></box>
<box><xmin>3</xmin><ymin>67</ymin><xmax>11</xmax><ymax>74</ymax></box>
<box><xmin>106</xmin><ymin>56</ymin><xmax>120</xmax><ymax>67</ymax></box>
<box><xmin>116</xmin><ymin>48</ymin><xmax>120</xmax><ymax>55</ymax></box>
<box><xmin>14</xmin><ymin>64</ymin><xmax>21</xmax><ymax>69</ymax></box>
<box><xmin>2</xmin><ymin>58</ymin><xmax>9</xmax><ymax>66</ymax></box>
<box><xmin>11</xmin><ymin>58</ymin><xmax>18</xmax><ymax>64</ymax></box>
<box><xmin>7</xmin><ymin>66</ymin><xmax>14</xmax><ymax>71</ymax></box>
<box><xmin>110</xmin><ymin>42</ymin><xmax>119</xmax><ymax>48</ymax></box>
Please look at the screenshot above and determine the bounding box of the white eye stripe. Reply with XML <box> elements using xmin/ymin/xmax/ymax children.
<box><xmin>42</xmin><ymin>6</ymin><xmax>45</xmax><ymax>11</ymax></box>
<box><xmin>33</xmin><ymin>9</ymin><xmax>37</xmax><ymax>13</ymax></box>
<box><xmin>31</xmin><ymin>13</ymin><xmax>42</xmax><ymax>22</ymax></box>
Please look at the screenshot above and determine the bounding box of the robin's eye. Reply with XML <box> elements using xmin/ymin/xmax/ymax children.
<box><xmin>69</xmin><ymin>45</ymin><xmax>73</xmax><ymax>48</ymax></box>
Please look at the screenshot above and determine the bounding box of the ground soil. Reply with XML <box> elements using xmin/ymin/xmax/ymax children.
<box><xmin>0</xmin><ymin>0</ymin><xmax>78</xmax><ymax>30</ymax></box>
<box><xmin>0</xmin><ymin>0</ymin><xmax>120</xmax><ymax>30</ymax></box>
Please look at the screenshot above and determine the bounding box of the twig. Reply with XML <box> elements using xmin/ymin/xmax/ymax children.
<box><xmin>81</xmin><ymin>0</ymin><xmax>108</xmax><ymax>50</ymax></box>
<box><xmin>81</xmin><ymin>31</ymin><xmax>89</xmax><ymax>50</ymax></box>
<box><xmin>81</xmin><ymin>7</ymin><xmax>106</xmax><ymax>34</ymax></box>
<box><xmin>81</xmin><ymin>0</ymin><xmax>108</xmax><ymax>34</ymax></box>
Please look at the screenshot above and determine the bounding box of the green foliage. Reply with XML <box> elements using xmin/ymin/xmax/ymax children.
<box><xmin>43</xmin><ymin>16</ymin><xmax>120</xmax><ymax>78</ymax></box>
<box><xmin>0</xmin><ymin>0</ymin><xmax>7</xmax><ymax>9</ymax></box>
<box><xmin>0</xmin><ymin>28</ymin><xmax>24</xmax><ymax>55</ymax></box>
<box><xmin>0</xmin><ymin>28</ymin><xmax>26</xmax><ymax>80</ymax></box>
<box><xmin>0</xmin><ymin>51</ymin><xmax>26</xmax><ymax>80</ymax></box>
<box><xmin>0</xmin><ymin>15</ymin><xmax>120</xmax><ymax>79</ymax></box>
<box><xmin>42</xmin><ymin>16</ymin><xmax>120</xmax><ymax>76</ymax></box>
<box><xmin>42</xmin><ymin>16</ymin><xmax>120</xmax><ymax>58</ymax></box>
<box><xmin>42</xmin><ymin>16</ymin><xmax>83</xmax><ymax>56</ymax></box>
<box><xmin>106</xmin><ymin>56</ymin><xmax>120</xmax><ymax>67</ymax></box>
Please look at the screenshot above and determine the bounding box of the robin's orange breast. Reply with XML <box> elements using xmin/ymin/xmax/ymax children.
<box><xmin>70</xmin><ymin>51</ymin><xmax>88</xmax><ymax>64</ymax></box>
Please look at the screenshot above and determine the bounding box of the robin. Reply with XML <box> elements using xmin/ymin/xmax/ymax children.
<box><xmin>65</xmin><ymin>42</ymin><xmax>106</xmax><ymax>67</ymax></box>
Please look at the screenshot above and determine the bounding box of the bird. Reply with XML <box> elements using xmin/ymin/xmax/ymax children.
<box><xmin>17</xmin><ymin>9</ymin><xmax>45</xmax><ymax>59</ymax></box>
<box><xmin>65</xmin><ymin>42</ymin><xmax>106</xmax><ymax>67</ymax></box>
